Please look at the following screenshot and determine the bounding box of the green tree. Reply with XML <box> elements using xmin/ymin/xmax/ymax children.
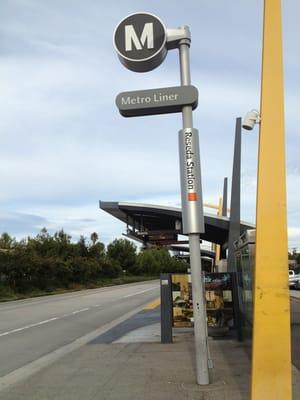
<box><xmin>27</xmin><ymin>228</ymin><xmax>54</xmax><ymax>257</ymax></box>
<box><xmin>101</xmin><ymin>257</ymin><xmax>122</xmax><ymax>278</ymax></box>
<box><xmin>90</xmin><ymin>232</ymin><xmax>99</xmax><ymax>246</ymax></box>
<box><xmin>53</xmin><ymin>229</ymin><xmax>71</xmax><ymax>248</ymax></box>
<box><xmin>0</xmin><ymin>233</ymin><xmax>16</xmax><ymax>249</ymax></box>
<box><xmin>76</xmin><ymin>235</ymin><xmax>88</xmax><ymax>257</ymax></box>
<box><xmin>89</xmin><ymin>242</ymin><xmax>105</xmax><ymax>259</ymax></box>
<box><xmin>136</xmin><ymin>247</ymin><xmax>188</xmax><ymax>275</ymax></box>
<box><xmin>107</xmin><ymin>238</ymin><xmax>137</xmax><ymax>272</ymax></box>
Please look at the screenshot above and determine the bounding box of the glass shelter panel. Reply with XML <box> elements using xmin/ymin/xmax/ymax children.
<box><xmin>234</xmin><ymin>229</ymin><xmax>255</xmax><ymax>339</ymax></box>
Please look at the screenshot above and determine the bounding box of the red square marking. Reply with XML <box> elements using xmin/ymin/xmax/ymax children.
<box><xmin>188</xmin><ymin>192</ymin><xmax>198</xmax><ymax>201</ymax></box>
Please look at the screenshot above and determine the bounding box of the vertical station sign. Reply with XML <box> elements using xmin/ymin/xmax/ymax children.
<box><xmin>179</xmin><ymin>128</ymin><xmax>205</xmax><ymax>234</ymax></box>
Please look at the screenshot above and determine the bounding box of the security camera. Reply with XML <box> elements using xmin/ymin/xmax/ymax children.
<box><xmin>242</xmin><ymin>110</ymin><xmax>260</xmax><ymax>131</ymax></box>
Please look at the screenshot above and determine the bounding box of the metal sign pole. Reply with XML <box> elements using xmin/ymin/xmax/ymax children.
<box><xmin>178</xmin><ymin>31</ymin><xmax>209</xmax><ymax>385</ymax></box>
<box><xmin>114</xmin><ymin>14</ymin><xmax>210</xmax><ymax>386</ymax></box>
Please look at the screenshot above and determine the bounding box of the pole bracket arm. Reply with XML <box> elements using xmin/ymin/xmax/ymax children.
<box><xmin>166</xmin><ymin>26</ymin><xmax>191</xmax><ymax>50</ymax></box>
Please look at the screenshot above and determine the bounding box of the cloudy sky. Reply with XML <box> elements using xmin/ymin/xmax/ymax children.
<box><xmin>0</xmin><ymin>0</ymin><xmax>299</xmax><ymax>249</ymax></box>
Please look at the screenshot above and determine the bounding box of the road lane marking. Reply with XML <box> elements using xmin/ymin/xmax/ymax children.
<box><xmin>0</xmin><ymin>317</ymin><xmax>59</xmax><ymax>337</ymax></box>
<box><xmin>123</xmin><ymin>287</ymin><xmax>157</xmax><ymax>298</ymax></box>
<box><xmin>0</xmin><ymin>285</ymin><xmax>158</xmax><ymax>338</ymax></box>
<box><xmin>0</xmin><ymin>280</ymin><xmax>159</xmax><ymax>312</ymax></box>
<box><xmin>0</xmin><ymin>308</ymin><xmax>91</xmax><ymax>338</ymax></box>
<box><xmin>71</xmin><ymin>308</ymin><xmax>90</xmax><ymax>314</ymax></box>
<box><xmin>0</xmin><ymin>300</ymin><xmax>154</xmax><ymax>393</ymax></box>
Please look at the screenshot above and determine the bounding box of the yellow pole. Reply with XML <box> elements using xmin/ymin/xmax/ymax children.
<box><xmin>251</xmin><ymin>1</ymin><xmax>292</xmax><ymax>399</ymax></box>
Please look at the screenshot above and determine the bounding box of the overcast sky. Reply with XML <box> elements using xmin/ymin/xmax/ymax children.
<box><xmin>0</xmin><ymin>0</ymin><xmax>299</xmax><ymax>249</ymax></box>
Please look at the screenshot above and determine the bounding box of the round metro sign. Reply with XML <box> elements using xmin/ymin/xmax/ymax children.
<box><xmin>113</xmin><ymin>12</ymin><xmax>168</xmax><ymax>72</ymax></box>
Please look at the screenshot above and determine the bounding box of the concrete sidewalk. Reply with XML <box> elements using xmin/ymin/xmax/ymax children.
<box><xmin>1</xmin><ymin>307</ymin><xmax>299</xmax><ymax>400</ymax></box>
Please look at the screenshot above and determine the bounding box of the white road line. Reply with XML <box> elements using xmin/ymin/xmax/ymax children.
<box><xmin>123</xmin><ymin>287</ymin><xmax>157</xmax><ymax>298</ymax></box>
<box><xmin>71</xmin><ymin>308</ymin><xmax>90</xmax><ymax>314</ymax></box>
<box><xmin>0</xmin><ymin>317</ymin><xmax>58</xmax><ymax>337</ymax></box>
<box><xmin>0</xmin><ymin>300</ymin><xmax>153</xmax><ymax>393</ymax></box>
<box><xmin>0</xmin><ymin>285</ymin><xmax>158</xmax><ymax>338</ymax></box>
<box><xmin>0</xmin><ymin>308</ymin><xmax>91</xmax><ymax>338</ymax></box>
<box><xmin>0</xmin><ymin>281</ymin><xmax>159</xmax><ymax>313</ymax></box>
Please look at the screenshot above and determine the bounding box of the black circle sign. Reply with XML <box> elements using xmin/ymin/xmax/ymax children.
<box><xmin>113</xmin><ymin>12</ymin><xmax>167</xmax><ymax>72</ymax></box>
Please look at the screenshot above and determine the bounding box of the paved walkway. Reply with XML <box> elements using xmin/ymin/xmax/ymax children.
<box><xmin>1</xmin><ymin>305</ymin><xmax>299</xmax><ymax>400</ymax></box>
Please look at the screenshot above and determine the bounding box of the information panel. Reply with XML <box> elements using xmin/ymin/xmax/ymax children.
<box><xmin>171</xmin><ymin>273</ymin><xmax>235</xmax><ymax>332</ymax></box>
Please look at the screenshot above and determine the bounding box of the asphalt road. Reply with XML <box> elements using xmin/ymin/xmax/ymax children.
<box><xmin>0</xmin><ymin>281</ymin><xmax>159</xmax><ymax>377</ymax></box>
<box><xmin>291</xmin><ymin>296</ymin><xmax>300</xmax><ymax>369</ymax></box>
<box><xmin>1</xmin><ymin>283</ymin><xmax>298</xmax><ymax>382</ymax></box>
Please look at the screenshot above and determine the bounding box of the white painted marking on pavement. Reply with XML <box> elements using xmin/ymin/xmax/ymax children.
<box><xmin>0</xmin><ymin>318</ymin><xmax>58</xmax><ymax>337</ymax></box>
<box><xmin>0</xmin><ymin>284</ymin><xmax>158</xmax><ymax>338</ymax></box>
<box><xmin>123</xmin><ymin>287</ymin><xmax>157</xmax><ymax>298</ymax></box>
<box><xmin>0</xmin><ymin>308</ymin><xmax>91</xmax><ymax>338</ymax></box>
<box><xmin>71</xmin><ymin>308</ymin><xmax>90</xmax><ymax>314</ymax></box>
<box><xmin>0</xmin><ymin>300</ymin><xmax>153</xmax><ymax>393</ymax></box>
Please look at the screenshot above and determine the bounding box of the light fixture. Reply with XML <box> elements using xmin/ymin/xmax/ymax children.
<box><xmin>242</xmin><ymin>109</ymin><xmax>260</xmax><ymax>131</ymax></box>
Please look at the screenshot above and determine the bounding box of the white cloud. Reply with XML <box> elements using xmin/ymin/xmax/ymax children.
<box><xmin>0</xmin><ymin>0</ymin><xmax>299</xmax><ymax>249</ymax></box>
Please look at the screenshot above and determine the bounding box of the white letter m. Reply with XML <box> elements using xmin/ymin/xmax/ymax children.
<box><xmin>125</xmin><ymin>23</ymin><xmax>154</xmax><ymax>51</ymax></box>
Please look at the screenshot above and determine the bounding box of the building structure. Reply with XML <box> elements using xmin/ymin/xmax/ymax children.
<box><xmin>100</xmin><ymin>201</ymin><xmax>254</xmax><ymax>257</ymax></box>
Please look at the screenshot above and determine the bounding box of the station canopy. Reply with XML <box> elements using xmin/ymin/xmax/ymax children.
<box><xmin>99</xmin><ymin>201</ymin><xmax>254</xmax><ymax>251</ymax></box>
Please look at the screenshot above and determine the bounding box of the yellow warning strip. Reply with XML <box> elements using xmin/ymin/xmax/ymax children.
<box><xmin>144</xmin><ymin>298</ymin><xmax>160</xmax><ymax>310</ymax></box>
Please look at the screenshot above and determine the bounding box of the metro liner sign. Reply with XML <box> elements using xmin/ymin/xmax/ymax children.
<box><xmin>116</xmin><ymin>85</ymin><xmax>198</xmax><ymax>117</ymax></box>
<box><xmin>113</xmin><ymin>11</ymin><xmax>204</xmax><ymax>236</ymax></box>
<box><xmin>113</xmin><ymin>12</ymin><xmax>204</xmax><ymax>234</ymax></box>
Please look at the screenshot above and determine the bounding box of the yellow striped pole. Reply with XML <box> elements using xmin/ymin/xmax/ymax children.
<box><xmin>251</xmin><ymin>1</ymin><xmax>292</xmax><ymax>399</ymax></box>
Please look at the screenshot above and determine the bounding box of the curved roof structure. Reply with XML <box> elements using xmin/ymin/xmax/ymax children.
<box><xmin>99</xmin><ymin>201</ymin><xmax>254</xmax><ymax>249</ymax></box>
